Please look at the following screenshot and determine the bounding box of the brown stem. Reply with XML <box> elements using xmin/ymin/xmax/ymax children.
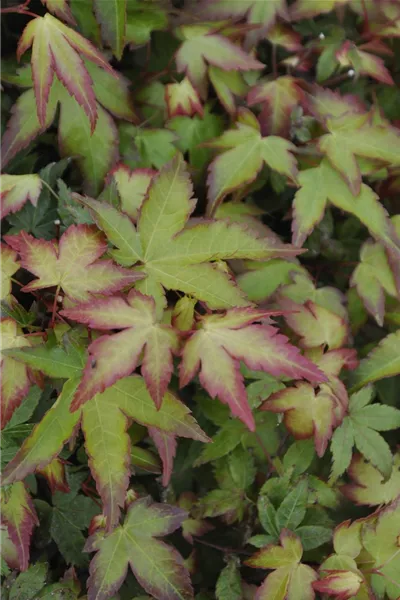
<box><xmin>50</xmin><ymin>284</ymin><xmax>61</xmax><ymax>327</ymax></box>
<box><xmin>193</xmin><ymin>537</ymin><xmax>252</xmax><ymax>556</ymax></box>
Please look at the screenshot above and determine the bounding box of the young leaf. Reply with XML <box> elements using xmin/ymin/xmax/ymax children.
<box><xmin>276</xmin><ymin>479</ymin><xmax>308</xmax><ymax>532</ymax></box>
<box><xmin>247</xmin><ymin>76</ymin><xmax>305</xmax><ymax>137</ymax></box>
<box><xmin>62</xmin><ymin>291</ymin><xmax>179</xmax><ymax>410</ymax></box>
<box><xmin>175</xmin><ymin>25</ymin><xmax>263</xmax><ymax>97</ymax></box>
<box><xmin>93</xmin><ymin>0</ymin><xmax>126</xmax><ymax>59</ymax></box>
<box><xmin>41</xmin><ymin>0</ymin><xmax>76</xmax><ymax>25</ymax></box>
<box><xmin>5</xmin><ymin>225</ymin><xmax>142</xmax><ymax>302</ymax></box>
<box><xmin>87</xmin><ymin>496</ymin><xmax>193</xmax><ymax>600</ymax></box>
<box><xmin>103</xmin><ymin>165</ymin><xmax>154</xmax><ymax>221</ymax></box>
<box><xmin>351</xmin><ymin>330</ymin><xmax>400</xmax><ymax>391</ymax></box>
<box><xmin>292</xmin><ymin>159</ymin><xmax>400</xmax><ymax>258</ymax></box>
<box><xmin>206</xmin><ymin>110</ymin><xmax>298</xmax><ymax>214</ymax></box>
<box><xmin>1</xmin><ymin>319</ymin><xmax>31</xmax><ymax>428</ymax></box>
<box><xmin>245</xmin><ymin>530</ymin><xmax>317</xmax><ymax>600</ymax></box>
<box><xmin>313</xmin><ymin>570</ymin><xmax>363</xmax><ymax>600</ymax></box>
<box><xmin>0</xmin><ymin>482</ymin><xmax>38</xmax><ymax>571</ymax></box>
<box><xmin>1</xmin><ymin>174</ymin><xmax>42</xmax><ymax>219</ymax></box>
<box><xmin>330</xmin><ymin>386</ymin><xmax>400</xmax><ymax>480</ymax></box>
<box><xmin>1</xmin><ymin>244</ymin><xmax>20</xmax><ymax>302</ymax></box>
<box><xmin>165</xmin><ymin>77</ymin><xmax>203</xmax><ymax>118</ymax></box>
<box><xmin>341</xmin><ymin>452</ymin><xmax>400</xmax><ymax>506</ymax></box>
<box><xmin>180</xmin><ymin>308</ymin><xmax>326</xmax><ymax>430</ymax></box>
<box><xmin>18</xmin><ymin>13</ymin><xmax>116</xmax><ymax>131</ymax></box>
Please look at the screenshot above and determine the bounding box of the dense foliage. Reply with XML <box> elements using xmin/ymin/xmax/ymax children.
<box><xmin>1</xmin><ymin>1</ymin><xmax>400</xmax><ymax>599</ymax></box>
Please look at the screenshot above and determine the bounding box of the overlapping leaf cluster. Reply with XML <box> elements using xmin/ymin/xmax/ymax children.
<box><xmin>2</xmin><ymin>0</ymin><xmax>400</xmax><ymax>599</ymax></box>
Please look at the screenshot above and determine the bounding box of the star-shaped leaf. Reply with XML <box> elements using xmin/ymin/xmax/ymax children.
<box><xmin>87</xmin><ymin>495</ymin><xmax>193</xmax><ymax>600</ymax></box>
<box><xmin>18</xmin><ymin>13</ymin><xmax>117</xmax><ymax>131</ymax></box>
<box><xmin>180</xmin><ymin>308</ymin><xmax>326</xmax><ymax>430</ymax></box>
<box><xmin>78</xmin><ymin>154</ymin><xmax>300</xmax><ymax>313</ymax></box>
<box><xmin>4</xmin><ymin>224</ymin><xmax>142</xmax><ymax>302</ymax></box>
<box><xmin>206</xmin><ymin>109</ymin><xmax>298</xmax><ymax>214</ymax></box>
<box><xmin>0</xmin><ymin>174</ymin><xmax>42</xmax><ymax>219</ymax></box>
<box><xmin>245</xmin><ymin>530</ymin><xmax>317</xmax><ymax>600</ymax></box>
<box><xmin>175</xmin><ymin>24</ymin><xmax>263</xmax><ymax>97</ymax></box>
<box><xmin>165</xmin><ymin>77</ymin><xmax>203</xmax><ymax>118</ymax></box>
<box><xmin>62</xmin><ymin>291</ymin><xmax>179</xmax><ymax>410</ymax></box>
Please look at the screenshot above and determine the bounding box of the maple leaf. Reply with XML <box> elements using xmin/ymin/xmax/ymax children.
<box><xmin>317</xmin><ymin>113</ymin><xmax>400</xmax><ymax>195</ymax></box>
<box><xmin>4</xmin><ymin>224</ymin><xmax>142</xmax><ymax>302</ymax></box>
<box><xmin>2</xmin><ymin>372</ymin><xmax>208</xmax><ymax>527</ymax></box>
<box><xmin>330</xmin><ymin>386</ymin><xmax>400</xmax><ymax>482</ymax></box>
<box><xmin>262</xmin><ymin>383</ymin><xmax>338</xmax><ymax>457</ymax></box>
<box><xmin>335</xmin><ymin>40</ymin><xmax>394</xmax><ymax>85</ymax></box>
<box><xmin>362</xmin><ymin>498</ymin><xmax>400</xmax><ymax>600</ymax></box>
<box><xmin>17</xmin><ymin>14</ymin><xmax>117</xmax><ymax>131</ymax></box>
<box><xmin>93</xmin><ymin>0</ymin><xmax>126</xmax><ymax>59</ymax></box>
<box><xmin>62</xmin><ymin>291</ymin><xmax>179</xmax><ymax>410</ymax></box>
<box><xmin>247</xmin><ymin>76</ymin><xmax>305</xmax><ymax>137</ymax></box>
<box><xmin>177</xmin><ymin>492</ymin><xmax>214</xmax><ymax>544</ymax></box>
<box><xmin>77</xmin><ymin>154</ymin><xmax>300</xmax><ymax>312</ymax></box>
<box><xmin>1</xmin><ymin>244</ymin><xmax>20</xmax><ymax>302</ymax></box>
<box><xmin>206</xmin><ymin>108</ymin><xmax>298</xmax><ymax>214</ymax></box>
<box><xmin>305</xmin><ymin>86</ymin><xmax>366</xmax><ymax>122</ymax></box>
<box><xmin>341</xmin><ymin>452</ymin><xmax>400</xmax><ymax>506</ymax></box>
<box><xmin>292</xmin><ymin>159</ymin><xmax>400</xmax><ymax>259</ymax></box>
<box><xmin>1</xmin><ymin>174</ymin><xmax>42</xmax><ymax>219</ymax></box>
<box><xmin>351</xmin><ymin>238</ymin><xmax>399</xmax><ymax>326</ymax></box>
<box><xmin>208</xmin><ymin>67</ymin><xmax>248</xmax><ymax>115</ymax></box>
<box><xmin>148</xmin><ymin>428</ymin><xmax>177</xmax><ymax>486</ymax></box>
<box><xmin>180</xmin><ymin>307</ymin><xmax>326</xmax><ymax>431</ymax></box>
<box><xmin>245</xmin><ymin>529</ymin><xmax>317</xmax><ymax>600</ymax></box>
<box><xmin>0</xmin><ymin>319</ymin><xmax>32</xmax><ymax>429</ymax></box>
<box><xmin>175</xmin><ymin>24</ymin><xmax>263</xmax><ymax>98</ymax></box>
<box><xmin>351</xmin><ymin>329</ymin><xmax>400</xmax><ymax>391</ymax></box>
<box><xmin>103</xmin><ymin>164</ymin><xmax>155</xmax><ymax>221</ymax></box>
<box><xmin>199</xmin><ymin>0</ymin><xmax>289</xmax><ymax>49</ymax></box>
<box><xmin>87</xmin><ymin>495</ymin><xmax>193</xmax><ymax>600</ymax></box>
<box><xmin>165</xmin><ymin>77</ymin><xmax>203</xmax><ymax>119</ymax></box>
<box><xmin>36</xmin><ymin>457</ymin><xmax>69</xmax><ymax>494</ymax></box>
<box><xmin>0</xmin><ymin>482</ymin><xmax>38</xmax><ymax>571</ymax></box>
<box><xmin>41</xmin><ymin>0</ymin><xmax>76</xmax><ymax>25</ymax></box>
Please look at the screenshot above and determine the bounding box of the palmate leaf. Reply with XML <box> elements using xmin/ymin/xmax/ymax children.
<box><xmin>0</xmin><ymin>482</ymin><xmax>38</xmax><ymax>571</ymax></box>
<box><xmin>87</xmin><ymin>496</ymin><xmax>193</xmax><ymax>600</ymax></box>
<box><xmin>200</xmin><ymin>0</ymin><xmax>289</xmax><ymax>49</ymax></box>
<box><xmin>341</xmin><ymin>452</ymin><xmax>400</xmax><ymax>506</ymax></box>
<box><xmin>351</xmin><ymin>330</ymin><xmax>400</xmax><ymax>391</ymax></box>
<box><xmin>174</xmin><ymin>24</ymin><xmax>263</xmax><ymax>98</ymax></box>
<box><xmin>17</xmin><ymin>13</ymin><xmax>117</xmax><ymax>131</ymax></box>
<box><xmin>93</xmin><ymin>0</ymin><xmax>126</xmax><ymax>59</ymax></box>
<box><xmin>102</xmin><ymin>164</ymin><xmax>155</xmax><ymax>221</ymax></box>
<box><xmin>62</xmin><ymin>291</ymin><xmax>179</xmax><ymax>410</ymax></box>
<box><xmin>78</xmin><ymin>154</ymin><xmax>300</xmax><ymax>313</ymax></box>
<box><xmin>330</xmin><ymin>386</ymin><xmax>400</xmax><ymax>481</ymax></box>
<box><xmin>245</xmin><ymin>530</ymin><xmax>317</xmax><ymax>600</ymax></box>
<box><xmin>2</xmin><ymin>374</ymin><xmax>208</xmax><ymax>527</ymax></box>
<box><xmin>4</xmin><ymin>224</ymin><xmax>142</xmax><ymax>302</ymax></box>
<box><xmin>0</xmin><ymin>319</ymin><xmax>32</xmax><ymax>428</ymax></box>
<box><xmin>206</xmin><ymin>109</ymin><xmax>298</xmax><ymax>214</ymax></box>
<box><xmin>292</xmin><ymin>159</ymin><xmax>400</xmax><ymax>259</ymax></box>
<box><xmin>165</xmin><ymin>77</ymin><xmax>203</xmax><ymax>119</ymax></box>
<box><xmin>1</xmin><ymin>243</ymin><xmax>19</xmax><ymax>302</ymax></box>
<box><xmin>0</xmin><ymin>174</ymin><xmax>42</xmax><ymax>219</ymax></box>
<box><xmin>180</xmin><ymin>308</ymin><xmax>326</xmax><ymax>430</ymax></box>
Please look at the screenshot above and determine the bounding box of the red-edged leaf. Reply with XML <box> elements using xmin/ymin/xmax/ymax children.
<box><xmin>340</xmin><ymin>452</ymin><xmax>400</xmax><ymax>506</ymax></box>
<box><xmin>165</xmin><ymin>77</ymin><xmax>203</xmax><ymax>118</ymax></box>
<box><xmin>0</xmin><ymin>482</ymin><xmax>38</xmax><ymax>571</ymax></box>
<box><xmin>0</xmin><ymin>174</ymin><xmax>42</xmax><ymax>219</ymax></box>
<box><xmin>1</xmin><ymin>319</ymin><xmax>31</xmax><ymax>429</ymax></box>
<box><xmin>105</xmin><ymin>164</ymin><xmax>155</xmax><ymax>221</ymax></box>
<box><xmin>41</xmin><ymin>0</ymin><xmax>76</xmax><ymax>25</ymax></box>
<box><xmin>313</xmin><ymin>570</ymin><xmax>363</xmax><ymax>600</ymax></box>
<box><xmin>36</xmin><ymin>458</ymin><xmax>69</xmax><ymax>494</ymax></box>
<box><xmin>180</xmin><ymin>308</ymin><xmax>326</xmax><ymax>431</ymax></box>
<box><xmin>149</xmin><ymin>428</ymin><xmax>177</xmax><ymax>487</ymax></box>
<box><xmin>5</xmin><ymin>225</ymin><xmax>142</xmax><ymax>302</ymax></box>
<box><xmin>1</xmin><ymin>243</ymin><xmax>20</xmax><ymax>301</ymax></box>
<box><xmin>93</xmin><ymin>0</ymin><xmax>126</xmax><ymax>60</ymax></box>
<box><xmin>62</xmin><ymin>291</ymin><xmax>179</xmax><ymax>410</ymax></box>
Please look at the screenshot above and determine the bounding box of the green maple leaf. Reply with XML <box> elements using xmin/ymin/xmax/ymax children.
<box><xmin>292</xmin><ymin>159</ymin><xmax>400</xmax><ymax>260</ymax></box>
<box><xmin>87</xmin><ymin>495</ymin><xmax>193</xmax><ymax>600</ymax></box>
<box><xmin>206</xmin><ymin>108</ymin><xmax>298</xmax><ymax>215</ymax></box>
<box><xmin>2</xmin><ymin>367</ymin><xmax>208</xmax><ymax>527</ymax></box>
<box><xmin>93</xmin><ymin>0</ymin><xmax>126</xmax><ymax>59</ymax></box>
<box><xmin>351</xmin><ymin>330</ymin><xmax>400</xmax><ymax>391</ymax></box>
<box><xmin>330</xmin><ymin>386</ymin><xmax>400</xmax><ymax>482</ymax></box>
<box><xmin>245</xmin><ymin>530</ymin><xmax>317</xmax><ymax>600</ymax></box>
<box><xmin>77</xmin><ymin>154</ymin><xmax>300</xmax><ymax>314</ymax></box>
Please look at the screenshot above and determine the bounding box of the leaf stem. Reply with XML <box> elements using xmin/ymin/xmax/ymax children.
<box><xmin>51</xmin><ymin>284</ymin><xmax>61</xmax><ymax>327</ymax></box>
<box><xmin>193</xmin><ymin>537</ymin><xmax>252</xmax><ymax>556</ymax></box>
<box><xmin>40</xmin><ymin>179</ymin><xmax>62</xmax><ymax>203</ymax></box>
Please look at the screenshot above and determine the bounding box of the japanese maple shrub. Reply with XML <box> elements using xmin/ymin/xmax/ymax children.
<box><xmin>1</xmin><ymin>1</ymin><xmax>400</xmax><ymax>599</ymax></box>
